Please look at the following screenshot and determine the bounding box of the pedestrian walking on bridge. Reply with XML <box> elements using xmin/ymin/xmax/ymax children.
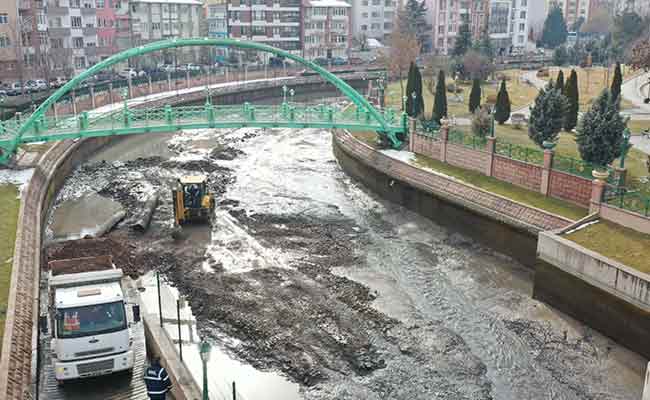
<box><xmin>144</xmin><ymin>357</ymin><xmax>172</xmax><ymax>399</ymax></box>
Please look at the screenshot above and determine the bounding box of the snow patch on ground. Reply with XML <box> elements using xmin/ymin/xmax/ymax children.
<box><xmin>0</xmin><ymin>168</ymin><xmax>34</xmax><ymax>198</ymax></box>
<box><xmin>563</xmin><ymin>220</ymin><xmax>599</xmax><ymax>236</ymax></box>
<box><xmin>380</xmin><ymin>149</ymin><xmax>415</xmax><ymax>163</ymax></box>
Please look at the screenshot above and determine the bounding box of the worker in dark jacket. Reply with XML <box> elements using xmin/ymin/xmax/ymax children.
<box><xmin>144</xmin><ymin>357</ymin><xmax>172</xmax><ymax>399</ymax></box>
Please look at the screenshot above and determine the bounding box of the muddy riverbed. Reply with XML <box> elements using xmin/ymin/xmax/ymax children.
<box><xmin>47</xmin><ymin>122</ymin><xmax>647</xmax><ymax>399</ymax></box>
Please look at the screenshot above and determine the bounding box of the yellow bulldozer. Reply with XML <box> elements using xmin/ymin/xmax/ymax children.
<box><xmin>172</xmin><ymin>175</ymin><xmax>216</xmax><ymax>226</ymax></box>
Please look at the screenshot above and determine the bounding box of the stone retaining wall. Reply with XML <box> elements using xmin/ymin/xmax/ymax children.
<box><xmin>0</xmin><ymin>75</ymin><xmax>375</xmax><ymax>399</ymax></box>
<box><xmin>333</xmin><ymin>130</ymin><xmax>572</xmax><ymax>267</ymax></box>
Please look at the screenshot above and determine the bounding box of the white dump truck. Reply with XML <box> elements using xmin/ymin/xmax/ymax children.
<box><xmin>42</xmin><ymin>255</ymin><xmax>141</xmax><ymax>385</ymax></box>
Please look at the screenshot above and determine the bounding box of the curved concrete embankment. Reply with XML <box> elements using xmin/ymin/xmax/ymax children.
<box><xmin>0</xmin><ymin>74</ymin><xmax>375</xmax><ymax>400</ymax></box>
<box><xmin>332</xmin><ymin>130</ymin><xmax>572</xmax><ymax>267</ymax></box>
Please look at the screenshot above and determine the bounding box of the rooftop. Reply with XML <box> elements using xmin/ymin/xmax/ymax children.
<box><xmin>55</xmin><ymin>281</ymin><xmax>124</xmax><ymax>309</ymax></box>
<box><xmin>132</xmin><ymin>0</ymin><xmax>202</xmax><ymax>5</ymax></box>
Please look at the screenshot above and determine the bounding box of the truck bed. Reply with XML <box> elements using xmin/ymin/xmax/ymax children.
<box><xmin>49</xmin><ymin>255</ymin><xmax>114</xmax><ymax>276</ymax></box>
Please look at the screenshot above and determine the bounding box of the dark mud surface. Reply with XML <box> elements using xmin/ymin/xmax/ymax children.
<box><xmin>46</xmin><ymin>126</ymin><xmax>647</xmax><ymax>400</ymax></box>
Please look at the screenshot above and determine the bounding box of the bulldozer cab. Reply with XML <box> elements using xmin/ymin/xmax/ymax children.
<box><xmin>172</xmin><ymin>175</ymin><xmax>215</xmax><ymax>226</ymax></box>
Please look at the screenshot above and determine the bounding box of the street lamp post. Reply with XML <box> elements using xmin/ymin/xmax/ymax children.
<box><xmin>377</xmin><ymin>73</ymin><xmax>386</xmax><ymax>109</ymax></box>
<box><xmin>199</xmin><ymin>339</ymin><xmax>212</xmax><ymax>400</ymax></box>
<box><xmin>620</xmin><ymin>128</ymin><xmax>632</xmax><ymax>169</ymax></box>
<box><xmin>411</xmin><ymin>91</ymin><xmax>417</xmax><ymax>117</ymax></box>
<box><xmin>282</xmin><ymin>85</ymin><xmax>288</xmax><ymax>103</ymax></box>
<box><xmin>402</xmin><ymin>95</ymin><xmax>407</xmax><ymax>112</ymax></box>
<box><xmin>121</xmin><ymin>88</ymin><xmax>129</xmax><ymax>126</ymax></box>
<box><xmin>0</xmin><ymin>95</ymin><xmax>5</xmax><ymax>121</ymax></box>
<box><xmin>289</xmin><ymin>88</ymin><xmax>295</xmax><ymax>104</ymax></box>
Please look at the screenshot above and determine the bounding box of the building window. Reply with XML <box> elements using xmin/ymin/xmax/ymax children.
<box><xmin>0</xmin><ymin>13</ymin><xmax>8</xmax><ymax>24</ymax></box>
<box><xmin>96</xmin><ymin>0</ymin><xmax>104</xmax><ymax>7</ymax></box>
<box><xmin>361</xmin><ymin>24</ymin><xmax>367</xmax><ymax>30</ymax></box>
<box><xmin>73</xmin><ymin>37</ymin><xmax>84</xmax><ymax>48</ymax></box>
<box><xmin>371</xmin><ymin>11</ymin><xmax>379</xmax><ymax>18</ymax></box>
<box><xmin>71</xmin><ymin>0</ymin><xmax>81</xmax><ymax>7</ymax></box>
<box><xmin>71</xmin><ymin>16</ymin><xmax>82</xmax><ymax>27</ymax></box>
<box><xmin>50</xmin><ymin>38</ymin><xmax>63</xmax><ymax>48</ymax></box>
<box><xmin>520</xmin><ymin>11</ymin><xmax>526</xmax><ymax>19</ymax></box>
<box><xmin>0</xmin><ymin>35</ymin><xmax>10</xmax><ymax>47</ymax></box>
<box><xmin>152</xmin><ymin>22</ymin><xmax>161</xmax><ymax>30</ymax></box>
<box><xmin>362</xmin><ymin>12</ymin><xmax>368</xmax><ymax>17</ymax></box>
<box><xmin>74</xmin><ymin>57</ymin><xmax>86</xmax><ymax>68</ymax></box>
<box><xmin>372</xmin><ymin>0</ymin><xmax>380</xmax><ymax>4</ymax></box>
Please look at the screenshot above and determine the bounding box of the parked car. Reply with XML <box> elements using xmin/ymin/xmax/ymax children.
<box><xmin>118</xmin><ymin>68</ymin><xmax>138</xmax><ymax>79</ymax></box>
<box><xmin>313</xmin><ymin>57</ymin><xmax>329</xmax><ymax>66</ymax></box>
<box><xmin>349</xmin><ymin>57</ymin><xmax>364</xmax><ymax>65</ymax></box>
<box><xmin>178</xmin><ymin>63</ymin><xmax>201</xmax><ymax>72</ymax></box>
<box><xmin>331</xmin><ymin>57</ymin><xmax>347</xmax><ymax>66</ymax></box>
<box><xmin>7</xmin><ymin>82</ymin><xmax>24</xmax><ymax>96</ymax></box>
<box><xmin>49</xmin><ymin>77</ymin><xmax>68</xmax><ymax>88</ymax></box>
<box><xmin>34</xmin><ymin>79</ymin><xmax>48</xmax><ymax>91</ymax></box>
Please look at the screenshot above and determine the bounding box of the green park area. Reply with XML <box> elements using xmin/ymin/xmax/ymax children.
<box><xmin>386</xmin><ymin>69</ymin><xmax>539</xmax><ymax>119</ymax></box>
<box><xmin>565</xmin><ymin>221</ymin><xmax>650</xmax><ymax>274</ymax></box>
<box><xmin>0</xmin><ymin>185</ymin><xmax>20</xmax><ymax>352</ymax></box>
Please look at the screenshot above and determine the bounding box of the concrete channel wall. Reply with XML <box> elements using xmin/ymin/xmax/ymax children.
<box><xmin>333</xmin><ymin>130</ymin><xmax>572</xmax><ymax>267</ymax></box>
<box><xmin>535</xmin><ymin>229</ymin><xmax>650</xmax><ymax>359</ymax></box>
<box><xmin>0</xmin><ymin>73</ymin><xmax>376</xmax><ymax>400</ymax></box>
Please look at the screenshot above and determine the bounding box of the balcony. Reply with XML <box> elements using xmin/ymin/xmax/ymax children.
<box><xmin>81</xmin><ymin>6</ymin><xmax>96</xmax><ymax>15</ymax></box>
<box><xmin>48</xmin><ymin>27</ymin><xmax>71</xmax><ymax>37</ymax></box>
<box><xmin>83</xmin><ymin>26</ymin><xmax>97</xmax><ymax>35</ymax></box>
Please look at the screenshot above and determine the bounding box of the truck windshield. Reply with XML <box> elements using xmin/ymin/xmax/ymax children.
<box><xmin>56</xmin><ymin>301</ymin><xmax>127</xmax><ymax>339</ymax></box>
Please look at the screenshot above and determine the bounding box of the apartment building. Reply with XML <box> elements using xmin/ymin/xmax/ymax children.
<box><xmin>0</xmin><ymin>0</ymin><xmax>20</xmax><ymax>81</ymax></box>
<box><xmin>95</xmin><ymin>0</ymin><xmax>118</xmax><ymax>60</ymax></box>
<box><xmin>205</xmin><ymin>0</ymin><xmax>228</xmax><ymax>40</ymax></box>
<box><xmin>302</xmin><ymin>0</ymin><xmax>350</xmax><ymax>60</ymax></box>
<box><xmin>547</xmin><ymin>0</ymin><xmax>591</xmax><ymax>28</ymax></box>
<box><xmin>428</xmin><ymin>0</ymin><xmax>488</xmax><ymax>55</ymax></box>
<box><xmin>226</xmin><ymin>0</ymin><xmax>301</xmax><ymax>54</ymax></box>
<box><xmin>615</xmin><ymin>0</ymin><xmax>650</xmax><ymax>16</ymax></box>
<box><xmin>349</xmin><ymin>0</ymin><xmax>397</xmax><ymax>45</ymax></box>
<box><xmin>128</xmin><ymin>0</ymin><xmax>203</xmax><ymax>64</ymax></box>
<box><xmin>46</xmin><ymin>0</ymin><xmax>99</xmax><ymax>76</ymax></box>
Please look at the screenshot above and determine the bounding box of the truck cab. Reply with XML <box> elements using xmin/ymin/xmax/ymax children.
<box><xmin>46</xmin><ymin>256</ymin><xmax>139</xmax><ymax>384</ymax></box>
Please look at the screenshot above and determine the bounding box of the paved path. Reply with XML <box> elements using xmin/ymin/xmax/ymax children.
<box><xmin>622</xmin><ymin>71</ymin><xmax>650</xmax><ymax>115</ymax></box>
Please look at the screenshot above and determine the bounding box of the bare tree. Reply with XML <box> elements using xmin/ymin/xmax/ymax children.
<box><xmin>379</xmin><ymin>11</ymin><xmax>420</xmax><ymax>100</ymax></box>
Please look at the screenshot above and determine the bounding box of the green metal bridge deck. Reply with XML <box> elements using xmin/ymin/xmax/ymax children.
<box><xmin>0</xmin><ymin>38</ymin><xmax>407</xmax><ymax>164</ymax></box>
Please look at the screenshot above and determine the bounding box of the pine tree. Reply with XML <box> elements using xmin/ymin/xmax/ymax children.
<box><xmin>610</xmin><ymin>62</ymin><xmax>623</xmax><ymax>101</ymax></box>
<box><xmin>528</xmin><ymin>82</ymin><xmax>569</xmax><ymax>147</ymax></box>
<box><xmin>540</xmin><ymin>5</ymin><xmax>568</xmax><ymax>49</ymax></box>
<box><xmin>452</xmin><ymin>20</ymin><xmax>472</xmax><ymax>57</ymax></box>
<box><xmin>432</xmin><ymin>70</ymin><xmax>447</xmax><ymax>123</ymax></box>
<box><xmin>576</xmin><ymin>89</ymin><xmax>627</xmax><ymax>169</ymax></box>
<box><xmin>564</xmin><ymin>69</ymin><xmax>579</xmax><ymax>131</ymax></box>
<box><xmin>555</xmin><ymin>70</ymin><xmax>565</xmax><ymax>94</ymax></box>
<box><xmin>469</xmin><ymin>78</ymin><xmax>481</xmax><ymax>113</ymax></box>
<box><xmin>494</xmin><ymin>80</ymin><xmax>511</xmax><ymax>125</ymax></box>
<box><xmin>405</xmin><ymin>62</ymin><xmax>424</xmax><ymax>116</ymax></box>
<box><xmin>477</xmin><ymin>28</ymin><xmax>494</xmax><ymax>61</ymax></box>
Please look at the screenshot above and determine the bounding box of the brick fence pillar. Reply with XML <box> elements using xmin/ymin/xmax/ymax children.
<box><xmin>167</xmin><ymin>73</ymin><xmax>172</xmax><ymax>91</ymax></box>
<box><xmin>540</xmin><ymin>149</ymin><xmax>554</xmax><ymax>196</ymax></box>
<box><xmin>486</xmin><ymin>136</ymin><xmax>496</xmax><ymax>176</ymax></box>
<box><xmin>439</xmin><ymin>118</ymin><xmax>449</xmax><ymax>163</ymax></box>
<box><xmin>127</xmin><ymin>76</ymin><xmax>133</xmax><ymax>98</ymax></box>
<box><xmin>186</xmin><ymin>70</ymin><xmax>191</xmax><ymax>89</ymax></box>
<box><xmin>590</xmin><ymin>178</ymin><xmax>607</xmax><ymax>213</ymax></box>
<box><xmin>408</xmin><ymin>117</ymin><xmax>416</xmax><ymax>152</ymax></box>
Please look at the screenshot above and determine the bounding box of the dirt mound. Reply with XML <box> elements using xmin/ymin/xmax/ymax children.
<box><xmin>46</xmin><ymin>236</ymin><xmax>171</xmax><ymax>277</ymax></box>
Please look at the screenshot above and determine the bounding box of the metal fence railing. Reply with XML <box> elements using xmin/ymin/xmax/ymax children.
<box><xmin>604</xmin><ymin>188</ymin><xmax>650</xmax><ymax>217</ymax></box>
<box><xmin>495</xmin><ymin>139</ymin><xmax>544</xmax><ymax>165</ymax></box>
<box><xmin>552</xmin><ymin>154</ymin><xmax>595</xmax><ymax>179</ymax></box>
<box><xmin>447</xmin><ymin>128</ymin><xmax>488</xmax><ymax>150</ymax></box>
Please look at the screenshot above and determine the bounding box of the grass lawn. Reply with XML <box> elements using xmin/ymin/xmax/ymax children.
<box><xmin>564</xmin><ymin>221</ymin><xmax>650</xmax><ymax>274</ymax></box>
<box><xmin>351</xmin><ymin>131</ymin><xmax>380</xmax><ymax>148</ymax></box>
<box><xmin>0</xmin><ymin>185</ymin><xmax>20</xmax><ymax>353</ymax></box>
<box><xmin>627</xmin><ymin>119</ymin><xmax>650</xmax><ymax>135</ymax></box>
<box><xmin>546</xmin><ymin>66</ymin><xmax>637</xmax><ymax>111</ymax></box>
<box><xmin>386</xmin><ymin>69</ymin><xmax>539</xmax><ymax>119</ymax></box>
<box><xmin>414</xmin><ymin>154</ymin><xmax>588</xmax><ymax>221</ymax></box>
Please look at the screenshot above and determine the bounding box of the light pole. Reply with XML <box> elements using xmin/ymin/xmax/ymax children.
<box><xmin>402</xmin><ymin>95</ymin><xmax>407</xmax><ymax>112</ymax></box>
<box><xmin>289</xmin><ymin>88</ymin><xmax>295</xmax><ymax>104</ymax></box>
<box><xmin>377</xmin><ymin>73</ymin><xmax>386</xmax><ymax>109</ymax></box>
<box><xmin>205</xmin><ymin>86</ymin><xmax>212</xmax><ymax>105</ymax></box>
<box><xmin>282</xmin><ymin>85</ymin><xmax>288</xmax><ymax>103</ymax></box>
<box><xmin>199</xmin><ymin>339</ymin><xmax>211</xmax><ymax>400</ymax></box>
<box><xmin>620</xmin><ymin>128</ymin><xmax>632</xmax><ymax>169</ymax></box>
<box><xmin>0</xmin><ymin>95</ymin><xmax>5</xmax><ymax>121</ymax></box>
<box><xmin>121</xmin><ymin>88</ymin><xmax>129</xmax><ymax>126</ymax></box>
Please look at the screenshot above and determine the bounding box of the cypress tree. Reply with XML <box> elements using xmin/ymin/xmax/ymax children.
<box><xmin>452</xmin><ymin>21</ymin><xmax>472</xmax><ymax>57</ymax></box>
<box><xmin>576</xmin><ymin>89</ymin><xmax>627</xmax><ymax>169</ymax></box>
<box><xmin>528</xmin><ymin>82</ymin><xmax>569</xmax><ymax>147</ymax></box>
<box><xmin>405</xmin><ymin>63</ymin><xmax>424</xmax><ymax>116</ymax></box>
<box><xmin>432</xmin><ymin>70</ymin><xmax>447</xmax><ymax>123</ymax></box>
<box><xmin>555</xmin><ymin>70</ymin><xmax>565</xmax><ymax>94</ymax></box>
<box><xmin>469</xmin><ymin>78</ymin><xmax>481</xmax><ymax>113</ymax></box>
<box><xmin>564</xmin><ymin>69</ymin><xmax>579</xmax><ymax>131</ymax></box>
<box><xmin>540</xmin><ymin>5</ymin><xmax>568</xmax><ymax>48</ymax></box>
<box><xmin>494</xmin><ymin>80</ymin><xmax>511</xmax><ymax>125</ymax></box>
<box><xmin>405</xmin><ymin>62</ymin><xmax>417</xmax><ymax>116</ymax></box>
<box><xmin>611</xmin><ymin>62</ymin><xmax>622</xmax><ymax>102</ymax></box>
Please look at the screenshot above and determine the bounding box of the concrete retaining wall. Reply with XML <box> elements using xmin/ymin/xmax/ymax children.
<box><xmin>535</xmin><ymin>231</ymin><xmax>650</xmax><ymax>359</ymax></box>
<box><xmin>644</xmin><ymin>362</ymin><xmax>650</xmax><ymax>400</ymax></box>
<box><xmin>599</xmin><ymin>202</ymin><xmax>650</xmax><ymax>235</ymax></box>
<box><xmin>143</xmin><ymin>315</ymin><xmax>202</xmax><ymax>400</ymax></box>
<box><xmin>333</xmin><ymin>130</ymin><xmax>572</xmax><ymax>267</ymax></box>
<box><xmin>0</xmin><ymin>75</ymin><xmax>375</xmax><ymax>399</ymax></box>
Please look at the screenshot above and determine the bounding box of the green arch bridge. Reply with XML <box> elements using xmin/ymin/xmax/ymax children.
<box><xmin>0</xmin><ymin>38</ymin><xmax>407</xmax><ymax>164</ymax></box>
